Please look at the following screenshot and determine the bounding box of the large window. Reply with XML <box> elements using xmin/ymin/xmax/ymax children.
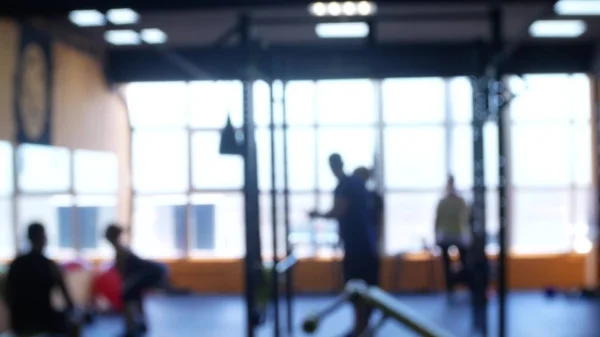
<box><xmin>509</xmin><ymin>74</ymin><xmax>592</xmax><ymax>254</ymax></box>
<box><xmin>125</xmin><ymin>74</ymin><xmax>593</xmax><ymax>258</ymax></box>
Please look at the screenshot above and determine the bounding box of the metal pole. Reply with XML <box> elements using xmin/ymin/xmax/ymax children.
<box><xmin>281</xmin><ymin>79</ymin><xmax>294</xmax><ymax>336</ymax></box>
<box><xmin>269</xmin><ymin>79</ymin><xmax>281</xmax><ymax>336</ymax></box>
<box><xmin>240</xmin><ymin>14</ymin><xmax>261</xmax><ymax>337</ymax></box>
<box><xmin>471</xmin><ymin>75</ymin><xmax>488</xmax><ymax>337</ymax></box>
<box><xmin>489</xmin><ymin>3</ymin><xmax>508</xmax><ymax>337</ymax></box>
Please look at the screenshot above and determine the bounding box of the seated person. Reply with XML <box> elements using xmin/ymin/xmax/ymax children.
<box><xmin>5</xmin><ymin>222</ymin><xmax>80</xmax><ymax>337</ymax></box>
<box><xmin>105</xmin><ymin>224</ymin><xmax>168</xmax><ymax>336</ymax></box>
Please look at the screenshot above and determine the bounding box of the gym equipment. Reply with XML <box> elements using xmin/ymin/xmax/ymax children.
<box><xmin>303</xmin><ymin>281</ymin><xmax>457</xmax><ymax>337</ymax></box>
<box><xmin>219</xmin><ymin>115</ymin><xmax>243</xmax><ymax>155</ymax></box>
<box><xmin>92</xmin><ymin>266</ymin><xmax>124</xmax><ymax>312</ymax></box>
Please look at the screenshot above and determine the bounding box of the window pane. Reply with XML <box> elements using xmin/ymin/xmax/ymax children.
<box><xmin>74</xmin><ymin>150</ymin><xmax>118</xmax><ymax>194</ymax></box>
<box><xmin>317</xmin><ymin>128</ymin><xmax>376</xmax><ymax>191</ymax></box>
<box><xmin>572</xmin><ymin>124</ymin><xmax>592</xmax><ymax>187</ymax></box>
<box><xmin>132</xmin><ymin>130</ymin><xmax>189</xmax><ymax>193</ymax></box>
<box><xmin>0</xmin><ymin>141</ymin><xmax>12</xmax><ymax>195</ymax></box>
<box><xmin>126</xmin><ymin>82</ymin><xmax>188</xmax><ymax>128</ymax></box>
<box><xmin>260</xmin><ymin>193</ymin><xmax>289</xmax><ymax>258</ymax></box>
<box><xmin>253</xmin><ymin>81</ymin><xmax>284</xmax><ymax>127</ymax></box>
<box><xmin>382</xmin><ymin>78</ymin><xmax>445</xmax><ymax>124</ymax></box>
<box><xmin>486</xmin><ymin>189</ymin><xmax>499</xmax><ymax>247</ymax></box>
<box><xmin>287</xmin><ymin>128</ymin><xmax>317</xmax><ymax>191</ymax></box>
<box><xmin>384</xmin><ymin>192</ymin><xmax>439</xmax><ymax>254</ymax></box>
<box><xmin>450</xmin><ymin>126</ymin><xmax>473</xmax><ymax>190</ymax></box>
<box><xmin>18</xmin><ymin>144</ymin><xmax>71</xmax><ymax>193</ymax></box>
<box><xmin>512</xmin><ymin>190</ymin><xmax>571</xmax><ymax>254</ymax></box>
<box><xmin>384</xmin><ymin>127</ymin><xmax>446</xmax><ymax>189</ymax></box>
<box><xmin>509</xmin><ymin>74</ymin><xmax>572</xmax><ymax>122</ymax></box>
<box><xmin>285</xmin><ymin>81</ymin><xmax>316</xmax><ymax>126</ymax></box>
<box><xmin>256</xmin><ymin>128</ymin><xmax>284</xmax><ymax>192</ymax></box>
<box><xmin>449</xmin><ymin>77</ymin><xmax>472</xmax><ymax>123</ymax></box>
<box><xmin>0</xmin><ymin>198</ymin><xmax>15</xmax><ymax>258</ymax></box>
<box><xmin>571</xmin><ymin>74</ymin><xmax>591</xmax><ymax>122</ymax></box>
<box><xmin>131</xmin><ymin>195</ymin><xmax>186</xmax><ymax>258</ymax></box>
<box><xmin>76</xmin><ymin>196</ymin><xmax>117</xmax><ymax>258</ymax></box>
<box><xmin>574</xmin><ymin>188</ymin><xmax>593</xmax><ymax>240</ymax></box>
<box><xmin>188</xmin><ymin>81</ymin><xmax>243</xmax><ymax>129</ymax></box>
<box><xmin>191</xmin><ymin>131</ymin><xmax>243</xmax><ymax>190</ymax></box>
<box><xmin>484</xmin><ymin>123</ymin><xmax>499</xmax><ymax>187</ymax></box>
<box><xmin>316</xmin><ymin>79</ymin><xmax>375</xmax><ymax>126</ymax></box>
<box><xmin>285</xmin><ymin>193</ymin><xmax>319</xmax><ymax>258</ymax></box>
<box><xmin>17</xmin><ymin>195</ymin><xmax>75</xmax><ymax>259</ymax></box>
<box><xmin>190</xmin><ymin>193</ymin><xmax>244</xmax><ymax>258</ymax></box>
<box><xmin>511</xmin><ymin>125</ymin><xmax>571</xmax><ymax>187</ymax></box>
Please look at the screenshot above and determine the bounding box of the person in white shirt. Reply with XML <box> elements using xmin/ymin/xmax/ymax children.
<box><xmin>434</xmin><ymin>175</ymin><xmax>470</xmax><ymax>295</ymax></box>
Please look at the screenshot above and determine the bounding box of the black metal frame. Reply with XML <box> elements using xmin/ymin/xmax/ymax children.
<box><xmin>238</xmin><ymin>15</ymin><xmax>296</xmax><ymax>337</ymax></box>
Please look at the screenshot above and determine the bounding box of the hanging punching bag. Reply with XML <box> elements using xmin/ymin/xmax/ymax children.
<box><xmin>219</xmin><ymin>115</ymin><xmax>243</xmax><ymax>155</ymax></box>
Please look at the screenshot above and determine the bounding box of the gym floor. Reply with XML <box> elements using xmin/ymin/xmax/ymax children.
<box><xmin>84</xmin><ymin>292</ymin><xmax>600</xmax><ymax>337</ymax></box>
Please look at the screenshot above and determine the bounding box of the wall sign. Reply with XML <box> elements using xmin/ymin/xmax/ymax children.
<box><xmin>14</xmin><ymin>23</ymin><xmax>53</xmax><ymax>145</ymax></box>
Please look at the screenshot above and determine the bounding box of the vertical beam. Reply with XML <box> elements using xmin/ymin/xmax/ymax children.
<box><xmin>240</xmin><ymin>13</ymin><xmax>261</xmax><ymax>337</ymax></box>
<box><xmin>471</xmin><ymin>75</ymin><xmax>488</xmax><ymax>337</ymax></box>
<box><xmin>594</xmin><ymin>75</ymin><xmax>600</xmax><ymax>286</ymax></box>
<box><xmin>269</xmin><ymin>79</ymin><xmax>281</xmax><ymax>336</ymax></box>
<box><xmin>12</xmin><ymin>142</ymin><xmax>20</xmax><ymax>254</ymax></box>
<box><xmin>281</xmin><ymin>79</ymin><xmax>294</xmax><ymax>336</ymax></box>
<box><xmin>488</xmin><ymin>2</ymin><xmax>508</xmax><ymax>337</ymax></box>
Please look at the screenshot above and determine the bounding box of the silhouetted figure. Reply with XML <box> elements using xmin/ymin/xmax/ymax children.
<box><xmin>310</xmin><ymin>154</ymin><xmax>378</xmax><ymax>337</ymax></box>
<box><xmin>105</xmin><ymin>224</ymin><xmax>168</xmax><ymax>337</ymax></box>
<box><xmin>5</xmin><ymin>222</ymin><xmax>80</xmax><ymax>337</ymax></box>
<box><xmin>353</xmin><ymin>166</ymin><xmax>384</xmax><ymax>255</ymax></box>
<box><xmin>435</xmin><ymin>176</ymin><xmax>470</xmax><ymax>296</ymax></box>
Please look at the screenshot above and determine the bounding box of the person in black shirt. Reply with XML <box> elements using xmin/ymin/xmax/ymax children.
<box><xmin>353</xmin><ymin>166</ymin><xmax>384</xmax><ymax>255</ymax></box>
<box><xmin>5</xmin><ymin>222</ymin><xmax>80</xmax><ymax>337</ymax></box>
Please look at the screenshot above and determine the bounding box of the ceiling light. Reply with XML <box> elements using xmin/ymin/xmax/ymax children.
<box><xmin>141</xmin><ymin>28</ymin><xmax>168</xmax><ymax>44</ymax></box>
<box><xmin>357</xmin><ymin>1</ymin><xmax>376</xmax><ymax>16</ymax></box>
<box><xmin>315</xmin><ymin>22</ymin><xmax>369</xmax><ymax>38</ymax></box>
<box><xmin>555</xmin><ymin>0</ymin><xmax>600</xmax><ymax>16</ymax></box>
<box><xmin>104</xmin><ymin>30</ymin><xmax>141</xmax><ymax>45</ymax></box>
<box><xmin>327</xmin><ymin>2</ymin><xmax>342</xmax><ymax>16</ymax></box>
<box><xmin>529</xmin><ymin>20</ymin><xmax>587</xmax><ymax>38</ymax></box>
<box><xmin>107</xmin><ymin>8</ymin><xmax>140</xmax><ymax>25</ymax></box>
<box><xmin>342</xmin><ymin>2</ymin><xmax>357</xmax><ymax>15</ymax></box>
<box><xmin>68</xmin><ymin>10</ymin><xmax>106</xmax><ymax>27</ymax></box>
<box><xmin>310</xmin><ymin>2</ymin><xmax>327</xmax><ymax>16</ymax></box>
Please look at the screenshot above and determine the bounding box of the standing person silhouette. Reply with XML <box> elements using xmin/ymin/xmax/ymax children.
<box><xmin>309</xmin><ymin>154</ymin><xmax>377</xmax><ymax>337</ymax></box>
<box><xmin>435</xmin><ymin>175</ymin><xmax>470</xmax><ymax>297</ymax></box>
<box><xmin>5</xmin><ymin>222</ymin><xmax>81</xmax><ymax>337</ymax></box>
<box><xmin>353</xmin><ymin>166</ymin><xmax>384</xmax><ymax>255</ymax></box>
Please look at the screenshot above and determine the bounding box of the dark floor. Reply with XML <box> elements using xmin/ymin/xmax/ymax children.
<box><xmin>83</xmin><ymin>292</ymin><xmax>600</xmax><ymax>337</ymax></box>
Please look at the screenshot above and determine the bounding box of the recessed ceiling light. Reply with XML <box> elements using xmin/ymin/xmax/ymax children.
<box><xmin>104</xmin><ymin>30</ymin><xmax>141</xmax><ymax>45</ymax></box>
<box><xmin>342</xmin><ymin>2</ymin><xmax>357</xmax><ymax>15</ymax></box>
<box><xmin>315</xmin><ymin>22</ymin><xmax>369</xmax><ymax>38</ymax></box>
<box><xmin>555</xmin><ymin>0</ymin><xmax>600</xmax><ymax>16</ymax></box>
<box><xmin>107</xmin><ymin>8</ymin><xmax>140</xmax><ymax>25</ymax></box>
<box><xmin>68</xmin><ymin>10</ymin><xmax>106</xmax><ymax>27</ymax></box>
<box><xmin>357</xmin><ymin>1</ymin><xmax>376</xmax><ymax>16</ymax></box>
<box><xmin>141</xmin><ymin>28</ymin><xmax>168</xmax><ymax>44</ymax></box>
<box><xmin>310</xmin><ymin>2</ymin><xmax>327</xmax><ymax>16</ymax></box>
<box><xmin>529</xmin><ymin>20</ymin><xmax>587</xmax><ymax>38</ymax></box>
<box><xmin>327</xmin><ymin>2</ymin><xmax>342</xmax><ymax>16</ymax></box>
